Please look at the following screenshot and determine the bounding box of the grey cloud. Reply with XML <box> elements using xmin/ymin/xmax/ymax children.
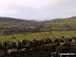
<box><xmin>0</xmin><ymin>0</ymin><xmax>76</xmax><ymax>21</ymax></box>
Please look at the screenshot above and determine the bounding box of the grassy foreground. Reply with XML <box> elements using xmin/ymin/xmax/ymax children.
<box><xmin>0</xmin><ymin>31</ymin><xmax>76</xmax><ymax>42</ymax></box>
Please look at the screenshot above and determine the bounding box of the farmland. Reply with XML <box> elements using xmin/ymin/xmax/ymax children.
<box><xmin>0</xmin><ymin>31</ymin><xmax>76</xmax><ymax>42</ymax></box>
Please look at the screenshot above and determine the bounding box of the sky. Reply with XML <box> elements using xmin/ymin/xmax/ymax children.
<box><xmin>0</xmin><ymin>0</ymin><xmax>76</xmax><ymax>21</ymax></box>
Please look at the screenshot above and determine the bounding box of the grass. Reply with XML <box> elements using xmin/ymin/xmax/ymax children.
<box><xmin>0</xmin><ymin>31</ymin><xmax>76</xmax><ymax>42</ymax></box>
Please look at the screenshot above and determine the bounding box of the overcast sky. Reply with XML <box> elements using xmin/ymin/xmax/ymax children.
<box><xmin>0</xmin><ymin>0</ymin><xmax>76</xmax><ymax>21</ymax></box>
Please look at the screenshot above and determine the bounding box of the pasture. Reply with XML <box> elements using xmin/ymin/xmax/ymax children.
<box><xmin>0</xmin><ymin>31</ymin><xmax>76</xmax><ymax>42</ymax></box>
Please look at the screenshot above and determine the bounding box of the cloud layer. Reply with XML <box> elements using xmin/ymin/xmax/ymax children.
<box><xmin>0</xmin><ymin>0</ymin><xmax>76</xmax><ymax>20</ymax></box>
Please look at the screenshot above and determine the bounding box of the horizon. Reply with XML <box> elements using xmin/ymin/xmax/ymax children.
<box><xmin>0</xmin><ymin>16</ymin><xmax>75</xmax><ymax>22</ymax></box>
<box><xmin>0</xmin><ymin>0</ymin><xmax>76</xmax><ymax>21</ymax></box>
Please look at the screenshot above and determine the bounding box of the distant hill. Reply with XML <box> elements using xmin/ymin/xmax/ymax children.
<box><xmin>0</xmin><ymin>17</ymin><xmax>37</xmax><ymax>27</ymax></box>
<box><xmin>0</xmin><ymin>16</ymin><xmax>76</xmax><ymax>35</ymax></box>
<box><xmin>40</xmin><ymin>16</ymin><xmax>76</xmax><ymax>31</ymax></box>
<box><xmin>0</xmin><ymin>17</ymin><xmax>38</xmax><ymax>35</ymax></box>
<box><xmin>41</xmin><ymin>16</ymin><xmax>76</xmax><ymax>23</ymax></box>
<box><xmin>0</xmin><ymin>16</ymin><xmax>76</xmax><ymax>26</ymax></box>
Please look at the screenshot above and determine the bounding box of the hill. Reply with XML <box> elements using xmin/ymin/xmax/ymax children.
<box><xmin>0</xmin><ymin>17</ymin><xmax>38</xmax><ymax>35</ymax></box>
<box><xmin>0</xmin><ymin>17</ymin><xmax>37</xmax><ymax>27</ymax></box>
<box><xmin>40</xmin><ymin>16</ymin><xmax>76</xmax><ymax>31</ymax></box>
<box><xmin>0</xmin><ymin>16</ymin><xmax>76</xmax><ymax>35</ymax></box>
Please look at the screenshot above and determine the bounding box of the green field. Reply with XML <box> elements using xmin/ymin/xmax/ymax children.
<box><xmin>0</xmin><ymin>31</ymin><xmax>76</xmax><ymax>42</ymax></box>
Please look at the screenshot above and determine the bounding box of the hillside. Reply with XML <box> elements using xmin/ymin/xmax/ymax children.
<box><xmin>0</xmin><ymin>17</ymin><xmax>37</xmax><ymax>27</ymax></box>
<box><xmin>0</xmin><ymin>16</ymin><xmax>76</xmax><ymax>27</ymax></box>
<box><xmin>0</xmin><ymin>17</ymin><xmax>38</xmax><ymax>35</ymax></box>
<box><xmin>0</xmin><ymin>16</ymin><xmax>76</xmax><ymax>35</ymax></box>
<box><xmin>40</xmin><ymin>16</ymin><xmax>76</xmax><ymax>31</ymax></box>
